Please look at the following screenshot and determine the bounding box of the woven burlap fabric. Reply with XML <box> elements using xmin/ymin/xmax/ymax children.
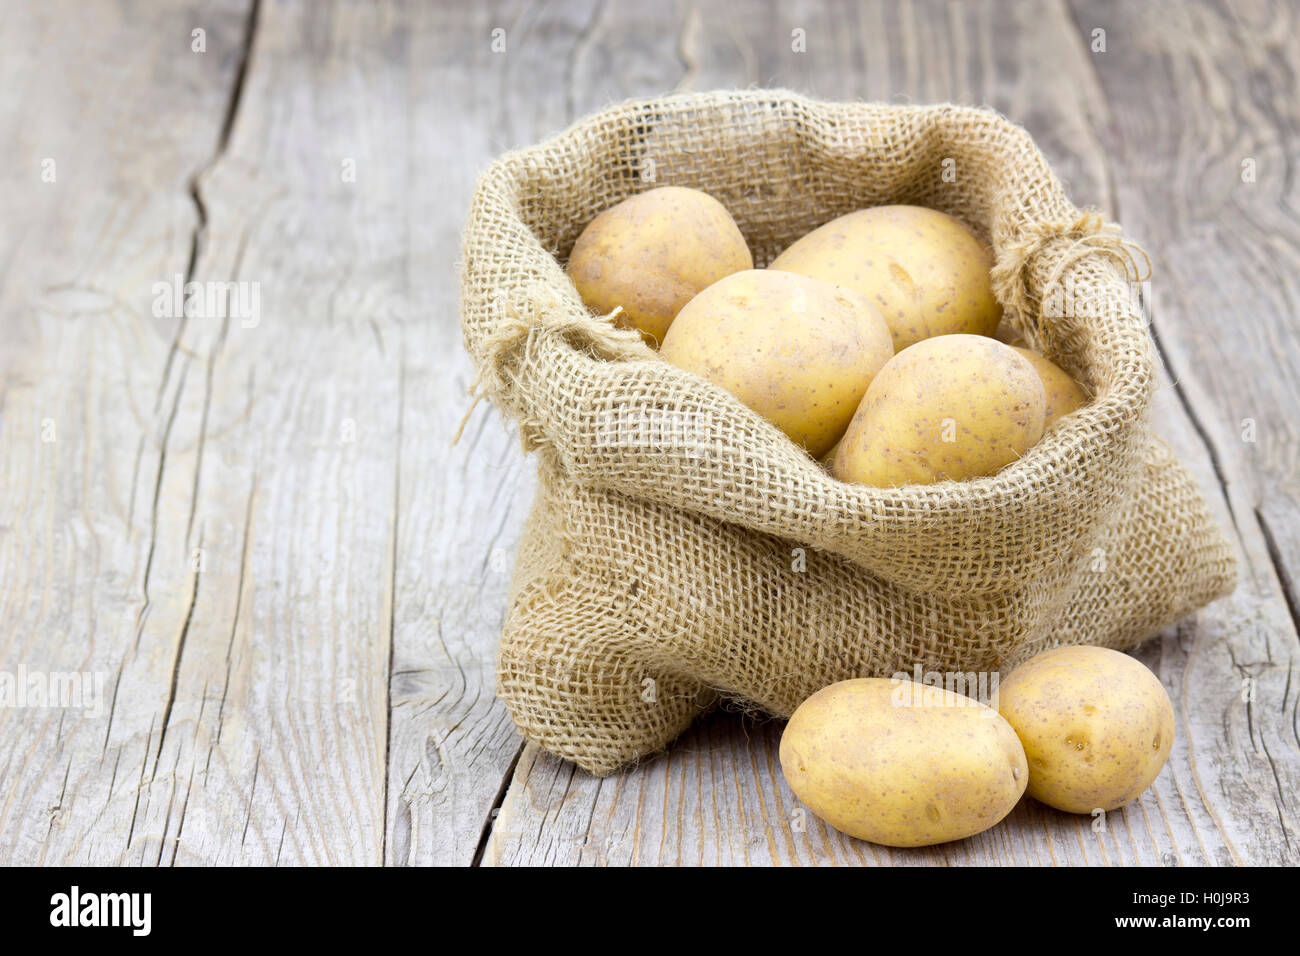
<box><xmin>460</xmin><ymin>90</ymin><xmax>1238</xmax><ymax>776</ymax></box>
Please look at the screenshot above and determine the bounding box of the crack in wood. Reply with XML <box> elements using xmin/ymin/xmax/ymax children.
<box><xmin>470</xmin><ymin>740</ymin><xmax>525</xmax><ymax>867</ymax></box>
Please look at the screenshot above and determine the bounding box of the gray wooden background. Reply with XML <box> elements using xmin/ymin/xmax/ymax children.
<box><xmin>1</xmin><ymin>0</ymin><xmax>1296</xmax><ymax>866</ymax></box>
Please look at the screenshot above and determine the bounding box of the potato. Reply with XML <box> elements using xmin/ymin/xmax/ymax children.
<box><xmin>996</xmin><ymin>645</ymin><xmax>1175</xmax><ymax>814</ymax></box>
<box><xmin>566</xmin><ymin>186</ymin><xmax>752</xmax><ymax>346</ymax></box>
<box><xmin>1012</xmin><ymin>346</ymin><xmax>1088</xmax><ymax>427</ymax></box>
<box><xmin>780</xmin><ymin>678</ymin><xmax>1028</xmax><ymax>847</ymax></box>
<box><xmin>832</xmin><ymin>334</ymin><xmax>1046</xmax><ymax>486</ymax></box>
<box><xmin>769</xmin><ymin>205</ymin><xmax>1002</xmax><ymax>351</ymax></box>
<box><xmin>659</xmin><ymin>270</ymin><xmax>893</xmax><ymax>458</ymax></box>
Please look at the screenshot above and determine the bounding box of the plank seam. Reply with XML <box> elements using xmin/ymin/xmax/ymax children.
<box><xmin>471</xmin><ymin>741</ymin><xmax>525</xmax><ymax>867</ymax></box>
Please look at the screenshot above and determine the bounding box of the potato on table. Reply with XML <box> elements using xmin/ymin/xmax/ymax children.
<box><xmin>997</xmin><ymin>645</ymin><xmax>1176</xmax><ymax>814</ymax></box>
<box><xmin>832</xmin><ymin>334</ymin><xmax>1046</xmax><ymax>486</ymax></box>
<box><xmin>566</xmin><ymin>186</ymin><xmax>752</xmax><ymax>346</ymax></box>
<box><xmin>659</xmin><ymin>269</ymin><xmax>893</xmax><ymax>458</ymax></box>
<box><xmin>780</xmin><ymin>678</ymin><xmax>1028</xmax><ymax>847</ymax></box>
<box><xmin>770</xmin><ymin>205</ymin><xmax>1002</xmax><ymax>351</ymax></box>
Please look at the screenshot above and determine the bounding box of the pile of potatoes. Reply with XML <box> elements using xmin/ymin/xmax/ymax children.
<box><xmin>567</xmin><ymin>185</ymin><xmax>1089</xmax><ymax>485</ymax></box>
<box><xmin>566</xmin><ymin>187</ymin><xmax>1174</xmax><ymax>847</ymax></box>
<box><xmin>780</xmin><ymin>646</ymin><xmax>1176</xmax><ymax>847</ymax></box>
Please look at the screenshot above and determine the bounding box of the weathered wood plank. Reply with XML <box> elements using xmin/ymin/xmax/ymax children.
<box><xmin>126</xmin><ymin>0</ymin><xmax>436</xmax><ymax>866</ymax></box>
<box><xmin>381</xmin><ymin>0</ymin><xmax>579</xmax><ymax>866</ymax></box>
<box><xmin>483</xmin><ymin>0</ymin><xmax>1298</xmax><ymax>865</ymax></box>
<box><xmin>0</xmin><ymin>0</ymin><xmax>573</xmax><ymax>867</ymax></box>
<box><xmin>0</xmin><ymin>0</ymin><xmax>259</xmax><ymax>864</ymax></box>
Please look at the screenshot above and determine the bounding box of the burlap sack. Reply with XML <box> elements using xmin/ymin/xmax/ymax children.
<box><xmin>459</xmin><ymin>90</ymin><xmax>1237</xmax><ymax>776</ymax></box>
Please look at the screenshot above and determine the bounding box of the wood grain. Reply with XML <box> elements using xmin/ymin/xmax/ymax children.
<box><xmin>0</xmin><ymin>0</ymin><xmax>263</xmax><ymax>864</ymax></box>
<box><xmin>381</xmin><ymin>0</ymin><xmax>560</xmax><ymax>867</ymax></box>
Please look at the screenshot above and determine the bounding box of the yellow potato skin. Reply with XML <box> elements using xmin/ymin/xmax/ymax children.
<box><xmin>659</xmin><ymin>270</ymin><xmax>893</xmax><ymax>458</ymax></box>
<box><xmin>769</xmin><ymin>205</ymin><xmax>1002</xmax><ymax>351</ymax></box>
<box><xmin>1012</xmin><ymin>346</ymin><xmax>1088</xmax><ymax>427</ymax></box>
<box><xmin>832</xmin><ymin>334</ymin><xmax>1046</xmax><ymax>486</ymax></box>
<box><xmin>780</xmin><ymin>678</ymin><xmax>1028</xmax><ymax>847</ymax></box>
<box><xmin>997</xmin><ymin>646</ymin><xmax>1175</xmax><ymax>814</ymax></box>
<box><xmin>566</xmin><ymin>186</ymin><xmax>753</xmax><ymax>346</ymax></box>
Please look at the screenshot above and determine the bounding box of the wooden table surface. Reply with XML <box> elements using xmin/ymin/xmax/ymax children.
<box><xmin>2</xmin><ymin>0</ymin><xmax>1297</xmax><ymax>866</ymax></box>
